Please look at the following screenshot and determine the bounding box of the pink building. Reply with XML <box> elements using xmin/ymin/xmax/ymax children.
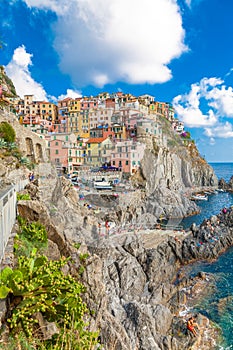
<box><xmin>81</xmin><ymin>98</ymin><xmax>98</xmax><ymax>110</ymax></box>
<box><xmin>111</xmin><ymin>140</ymin><xmax>146</xmax><ymax>174</ymax></box>
<box><xmin>48</xmin><ymin>133</ymin><xmax>84</xmax><ymax>174</ymax></box>
<box><xmin>49</xmin><ymin>139</ymin><xmax>68</xmax><ymax>172</ymax></box>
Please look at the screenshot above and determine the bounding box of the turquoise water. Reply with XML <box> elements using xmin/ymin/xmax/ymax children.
<box><xmin>181</xmin><ymin>191</ymin><xmax>233</xmax><ymax>229</ymax></box>
<box><xmin>183</xmin><ymin>163</ymin><xmax>233</xmax><ymax>348</ymax></box>
<box><xmin>184</xmin><ymin>250</ymin><xmax>233</xmax><ymax>349</ymax></box>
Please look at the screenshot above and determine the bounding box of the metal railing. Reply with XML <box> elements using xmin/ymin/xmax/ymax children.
<box><xmin>0</xmin><ymin>179</ymin><xmax>28</xmax><ymax>263</ymax></box>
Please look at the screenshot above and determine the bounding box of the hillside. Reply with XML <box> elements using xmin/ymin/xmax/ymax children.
<box><xmin>0</xmin><ymin>66</ymin><xmax>17</xmax><ymax>98</ymax></box>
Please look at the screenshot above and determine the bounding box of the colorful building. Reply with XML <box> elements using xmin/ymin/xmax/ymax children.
<box><xmin>48</xmin><ymin>133</ymin><xmax>85</xmax><ymax>173</ymax></box>
<box><xmin>85</xmin><ymin>136</ymin><xmax>114</xmax><ymax>167</ymax></box>
<box><xmin>111</xmin><ymin>140</ymin><xmax>146</xmax><ymax>174</ymax></box>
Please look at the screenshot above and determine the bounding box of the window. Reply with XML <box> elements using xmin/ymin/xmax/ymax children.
<box><xmin>126</xmin><ymin>160</ymin><xmax>129</xmax><ymax>165</ymax></box>
<box><xmin>55</xmin><ymin>150</ymin><xmax>59</xmax><ymax>154</ymax></box>
<box><xmin>55</xmin><ymin>142</ymin><xmax>58</xmax><ymax>146</ymax></box>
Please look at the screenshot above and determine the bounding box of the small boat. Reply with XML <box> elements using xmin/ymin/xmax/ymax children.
<box><xmin>94</xmin><ymin>180</ymin><xmax>112</xmax><ymax>190</ymax></box>
<box><xmin>216</xmin><ymin>188</ymin><xmax>225</xmax><ymax>193</ymax></box>
<box><xmin>191</xmin><ymin>194</ymin><xmax>208</xmax><ymax>201</ymax></box>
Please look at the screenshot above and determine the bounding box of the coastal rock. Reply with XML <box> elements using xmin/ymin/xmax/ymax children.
<box><xmin>0</xmin><ymin>111</ymin><xmax>225</xmax><ymax>350</ymax></box>
<box><xmin>139</xmin><ymin>146</ymin><xmax>217</xmax><ymax>220</ymax></box>
<box><xmin>15</xmin><ymin>168</ymin><xmax>231</xmax><ymax>350</ymax></box>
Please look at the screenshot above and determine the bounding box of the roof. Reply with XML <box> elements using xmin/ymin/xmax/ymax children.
<box><xmin>86</xmin><ymin>137</ymin><xmax>108</xmax><ymax>144</ymax></box>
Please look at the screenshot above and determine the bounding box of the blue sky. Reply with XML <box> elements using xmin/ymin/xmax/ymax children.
<box><xmin>1</xmin><ymin>0</ymin><xmax>233</xmax><ymax>162</ymax></box>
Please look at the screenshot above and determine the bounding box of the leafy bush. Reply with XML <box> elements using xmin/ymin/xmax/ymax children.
<box><xmin>0</xmin><ymin>121</ymin><xmax>16</xmax><ymax>143</ymax></box>
<box><xmin>20</xmin><ymin>222</ymin><xmax>47</xmax><ymax>244</ymax></box>
<box><xmin>17</xmin><ymin>193</ymin><xmax>31</xmax><ymax>201</ymax></box>
<box><xmin>14</xmin><ymin>217</ymin><xmax>48</xmax><ymax>257</ymax></box>
<box><xmin>0</xmin><ymin>251</ymin><xmax>99</xmax><ymax>349</ymax></box>
<box><xmin>0</xmin><ymin>217</ymin><xmax>99</xmax><ymax>349</ymax></box>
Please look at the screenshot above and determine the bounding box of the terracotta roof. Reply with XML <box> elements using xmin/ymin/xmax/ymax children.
<box><xmin>86</xmin><ymin>137</ymin><xmax>107</xmax><ymax>143</ymax></box>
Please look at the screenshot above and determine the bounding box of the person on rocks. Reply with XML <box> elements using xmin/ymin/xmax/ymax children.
<box><xmin>187</xmin><ymin>316</ymin><xmax>199</xmax><ymax>337</ymax></box>
<box><xmin>222</xmin><ymin>207</ymin><xmax>228</xmax><ymax>214</ymax></box>
<box><xmin>29</xmin><ymin>172</ymin><xmax>34</xmax><ymax>182</ymax></box>
<box><xmin>174</xmin><ymin>236</ymin><xmax>181</xmax><ymax>244</ymax></box>
<box><xmin>105</xmin><ymin>220</ymin><xmax>110</xmax><ymax>236</ymax></box>
<box><xmin>98</xmin><ymin>222</ymin><xmax>101</xmax><ymax>236</ymax></box>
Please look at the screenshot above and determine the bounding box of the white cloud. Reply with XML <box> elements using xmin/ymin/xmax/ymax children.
<box><xmin>58</xmin><ymin>89</ymin><xmax>82</xmax><ymax>100</ymax></box>
<box><xmin>5</xmin><ymin>46</ymin><xmax>47</xmax><ymax>100</ymax></box>
<box><xmin>173</xmin><ymin>77</ymin><xmax>233</xmax><ymax>130</ymax></box>
<box><xmin>204</xmin><ymin>122</ymin><xmax>233</xmax><ymax>139</ymax></box>
<box><xmin>22</xmin><ymin>0</ymin><xmax>188</xmax><ymax>87</ymax></box>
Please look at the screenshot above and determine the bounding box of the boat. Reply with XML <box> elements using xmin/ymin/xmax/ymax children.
<box><xmin>191</xmin><ymin>194</ymin><xmax>208</xmax><ymax>201</ymax></box>
<box><xmin>94</xmin><ymin>180</ymin><xmax>112</xmax><ymax>190</ymax></box>
<box><xmin>216</xmin><ymin>188</ymin><xmax>225</xmax><ymax>193</ymax></box>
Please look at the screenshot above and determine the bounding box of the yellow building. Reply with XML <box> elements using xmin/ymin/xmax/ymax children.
<box><xmin>149</xmin><ymin>101</ymin><xmax>174</xmax><ymax>121</ymax></box>
<box><xmin>67</xmin><ymin>98</ymin><xmax>81</xmax><ymax>134</ymax></box>
<box><xmin>77</xmin><ymin>109</ymin><xmax>90</xmax><ymax>139</ymax></box>
<box><xmin>39</xmin><ymin>101</ymin><xmax>58</xmax><ymax>123</ymax></box>
<box><xmin>17</xmin><ymin>95</ymin><xmax>58</xmax><ymax>123</ymax></box>
<box><xmin>85</xmin><ymin>136</ymin><xmax>113</xmax><ymax>166</ymax></box>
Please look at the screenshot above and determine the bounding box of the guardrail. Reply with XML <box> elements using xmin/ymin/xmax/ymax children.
<box><xmin>0</xmin><ymin>179</ymin><xmax>28</xmax><ymax>263</ymax></box>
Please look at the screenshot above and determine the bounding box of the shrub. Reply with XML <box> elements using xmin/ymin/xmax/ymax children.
<box><xmin>0</xmin><ymin>122</ymin><xmax>16</xmax><ymax>143</ymax></box>
<box><xmin>16</xmin><ymin>193</ymin><xmax>31</xmax><ymax>201</ymax></box>
<box><xmin>0</xmin><ymin>252</ymin><xmax>99</xmax><ymax>349</ymax></box>
<box><xmin>14</xmin><ymin>217</ymin><xmax>48</xmax><ymax>257</ymax></box>
<box><xmin>0</xmin><ymin>217</ymin><xmax>99</xmax><ymax>349</ymax></box>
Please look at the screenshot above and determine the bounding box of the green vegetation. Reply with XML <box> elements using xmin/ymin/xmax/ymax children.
<box><xmin>17</xmin><ymin>193</ymin><xmax>31</xmax><ymax>201</ymax></box>
<box><xmin>19</xmin><ymin>156</ymin><xmax>34</xmax><ymax>169</ymax></box>
<box><xmin>0</xmin><ymin>121</ymin><xmax>16</xmax><ymax>143</ymax></box>
<box><xmin>0</xmin><ymin>132</ymin><xmax>35</xmax><ymax>170</ymax></box>
<box><xmin>0</xmin><ymin>217</ymin><xmax>99</xmax><ymax>349</ymax></box>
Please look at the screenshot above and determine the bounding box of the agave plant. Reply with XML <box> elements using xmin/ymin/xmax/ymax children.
<box><xmin>19</xmin><ymin>156</ymin><xmax>30</xmax><ymax>166</ymax></box>
<box><xmin>0</xmin><ymin>138</ymin><xmax>7</xmax><ymax>148</ymax></box>
<box><xmin>7</xmin><ymin>142</ymin><xmax>17</xmax><ymax>150</ymax></box>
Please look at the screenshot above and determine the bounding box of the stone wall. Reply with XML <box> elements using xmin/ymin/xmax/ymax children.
<box><xmin>0</xmin><ymin>109</ymin><xmax>48</xmax><ymax>163</ymax></box>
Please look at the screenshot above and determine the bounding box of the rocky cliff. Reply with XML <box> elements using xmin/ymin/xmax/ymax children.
<box><xmin>0</xmin><ymin>66</ymin><xmax>17</xmax><ymax>99</ymax></box>
<box><xmin>132</xmin><ymin>134</ymin><xmax>218</xmax><ymax>220</ymax></box>
<box><xmin>0</xmin><ymin>108</ymin><xmax>221</xmax><ymax>349</ymax></box>
<box><xmin>16</xmin><ymin>174</ymin><xmax>230</xmax><ymax>349</ymax></box>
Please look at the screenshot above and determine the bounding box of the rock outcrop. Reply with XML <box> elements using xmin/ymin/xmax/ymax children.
<box><xmin>133</xmin><ymin>143</ymin><xmax>218</xmax><ymax>220</ymax></box>
<box><xmin>219</xmin><ymin>175</ymin><xmax>233</xmax><ymax>192</ymax></box>
<box><xmin>16</xmin><ymin>174</ymin><xmax>232</xmax><ymax>350</ymax></box>
<box><xmin>0</xmin><ymin>109</ymin><xmax>222</xmax><ymax>349</ymax></box>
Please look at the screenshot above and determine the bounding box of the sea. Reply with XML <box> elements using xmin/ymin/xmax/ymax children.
<box><xmin>181</xmin><ymin>162</ymin><xmax>233</xmax><ymax>349</ymax></box>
